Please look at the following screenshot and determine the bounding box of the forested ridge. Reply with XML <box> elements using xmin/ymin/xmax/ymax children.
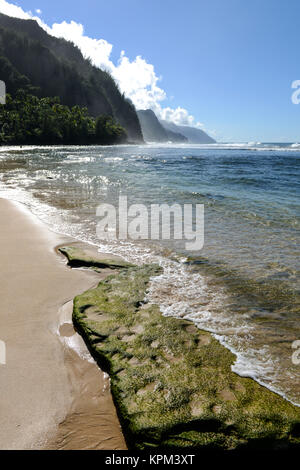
<box><xmin>0</xmin><ymin>90</ymin><xmax>127</xmax><ymax>145</ymax></box>
<box><xmin>0</xmin><ymin>12</ymin><xmax>143</xmax><ymax>143</ymax></box>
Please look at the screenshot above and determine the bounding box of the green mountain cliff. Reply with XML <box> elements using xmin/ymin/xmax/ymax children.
<box><xmin>0</xmin><ymin>12</ymin><xmax>143</xmax><ymax>142</ymax></box>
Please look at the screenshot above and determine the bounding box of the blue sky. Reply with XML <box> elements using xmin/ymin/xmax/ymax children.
<box><xmin>1</xmin><ymin>0</ymin><xmax>300</xmax><ymax>141</ymax></box>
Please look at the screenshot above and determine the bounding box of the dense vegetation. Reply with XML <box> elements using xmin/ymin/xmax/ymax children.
<box><xmin>0</xmin><ymin>13</ymin><xmax>143</xmax><ymax>142</ymax></box>
<box><xmin>0</xmin><ymin>90</ymin><xmax>127</xmax><ymax>145</ymax></box>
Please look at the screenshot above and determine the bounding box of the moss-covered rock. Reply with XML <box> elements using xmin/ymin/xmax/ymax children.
<box><xmin>62</xmin><ymin>247</ymin><xmax>300</xmax><ymax>450</ymax></box>
<box><xmin>59</xmin><ymin>245</ymin><xmax>134</xmax><ymax>270</ymax></box>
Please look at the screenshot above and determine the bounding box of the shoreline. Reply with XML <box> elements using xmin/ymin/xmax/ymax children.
<box><xmin>0</xmin><ymin>142</ymin><xmax>140</xmax><ymax>151</ymax></box>
<box><xmin>0</xmin><ymin>196</ymin><xmax>299</xmax><ymax>450</ymax></box>
<box><xmin>1</xmin><ymin>190</ymin><xmax>297</xmax><ymax>409</ymax></box>
<box><xmin>63</xmin><ymin>244</ymin><xmax>300</xmax><ymax>450</ymax></box>
<box><xmin>0</xmin><ymin>197</ymin><xmax>126</xmax><ymax>450</ymax></box>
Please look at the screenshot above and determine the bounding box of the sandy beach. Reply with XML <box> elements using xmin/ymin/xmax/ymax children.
<box><xmin>0</xmin><ymin>198</ymin><xmax>126</xmax><ymax>450</ymax></box>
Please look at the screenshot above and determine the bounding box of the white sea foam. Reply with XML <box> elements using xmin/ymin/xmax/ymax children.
<box><xmin>91</xmin><ymin>240</ymin><xmax>299</xmax><ymax>406</ymax></box>
<box><xmin>64</xmin><ymin>155</ymin><xmax>98</xmax><ymax>163</ymax></box>
<box><xmin>1</xmin><ymin>177</ymin><xmax>298</xmax><ymax>405</ymax></box>
<box><xmin>1</xmin><ymin>143</ymin><xmax>300</xmax><ymax>156</ymax></box>
<box><xmin>144</xmin><ymin>142</ymin><xmax>300</xmax><ymax>152</ymax></box>
<box><xmin>0</xmin><ymin>145</ymin><xmax>299</xmax><ymax>406</ymax></box>
<box><xmin>57</xmin><ymin>301</ymin><xmax>95</xmax><ymax>364</ymax></box>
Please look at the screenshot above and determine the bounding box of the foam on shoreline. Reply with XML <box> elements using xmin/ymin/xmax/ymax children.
<box><xmin>1</xmin><ymin>186</ymin><xmax>298</xmax><ymax>408</ymax></box>
<box><xmin>0</xmin><ymin>198</ymin><xmax>125</xmax><ymax>450</ymax></box>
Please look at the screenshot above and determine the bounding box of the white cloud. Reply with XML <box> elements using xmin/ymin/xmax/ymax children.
<box><xmin>49</xmin><ymin>20</ymin><xmax>115</xmax><ymax>72</ymax></box>
<box><xmin>114</xmin><ymin>52</ymin><xmax>166</xmax><ymax>109</ymax></box>
<box><xmin>0</xmin><ymin>0</ymin><xmax>206</xmax><ymax>129</ymax></box>
<box><xmin>159</xmin><ymin>106</ymin><xmax>204</xmax><ymax>128</ymax></box>
<box><xmin>0</xmin><ymin>0</ymin><xmax>31</xmax><ymax>18</ymax></box>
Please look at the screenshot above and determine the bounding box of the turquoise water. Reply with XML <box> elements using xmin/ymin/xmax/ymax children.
<box><xmin>0</xmin><ymin>142</ymin><xmax>299</xmax><ymax>404</ymax></box>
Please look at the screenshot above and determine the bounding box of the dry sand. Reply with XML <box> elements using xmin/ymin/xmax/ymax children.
<box><xmin>0</xmin><ymin>198</ymin><xmax>126</xmax><ymax>450</ymax></box>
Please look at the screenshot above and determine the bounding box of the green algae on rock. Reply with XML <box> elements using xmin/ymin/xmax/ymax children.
<box><xmin>59</xmin><ymin>245</ymin><xmax>134</xmax><ymax>270</ymax></box>
<box><xmin>61</xmin><ymin>247</ymin><xmax>300</xmax><ymax>450</ymax></box>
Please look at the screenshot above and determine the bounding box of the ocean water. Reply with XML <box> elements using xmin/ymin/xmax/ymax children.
<box><xmin>0</xmin><ymin>142</ymin><xmax>299</xmax><ymax>405</ymax></box>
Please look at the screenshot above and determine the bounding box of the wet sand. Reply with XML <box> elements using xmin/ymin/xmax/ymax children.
<box><xmin>0</xmin><ymin>198</ymin><xmax>126</xmax><ymax>450</ymax></box>
<box><xmin>45</xmin><ymin>300</ymin><xmax>127</xmax><ymax>450</ymax></box>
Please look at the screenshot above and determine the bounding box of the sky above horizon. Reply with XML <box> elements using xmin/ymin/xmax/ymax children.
<box><xmin>0</xmin><ymin>0</ymin><xmax>300</xmax><ymax>142</ymax></box>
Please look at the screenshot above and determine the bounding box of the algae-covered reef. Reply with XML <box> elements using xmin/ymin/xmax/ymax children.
<box><xmin>60</xmin><ymin>245</ymin><xmax>300</xmax><ymax>450</ymax></box>
<box><xmin>59</xmin><ymin>246</ymin><xmax>134</xmax><ymax>270</ymax></box>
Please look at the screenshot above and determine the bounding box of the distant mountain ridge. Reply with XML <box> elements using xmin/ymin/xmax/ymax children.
<box><xmin>160</xmin><ymin>120</ymin><xmax>216</xmax><ymax>144</ymax></box>
<box><xmin>0</xmin><ymin>12</ymin><xmax>143</xmax><ymax>142</ymax></box>
<box><xmin>137</xmin><ymin>108</ymin><xmax>216</xmax><ymax>144</ymax></box>
<box><xmin>137</xmin><ymin>110</ymin><xmax>187</xmax><ymax>143</ymax></box>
